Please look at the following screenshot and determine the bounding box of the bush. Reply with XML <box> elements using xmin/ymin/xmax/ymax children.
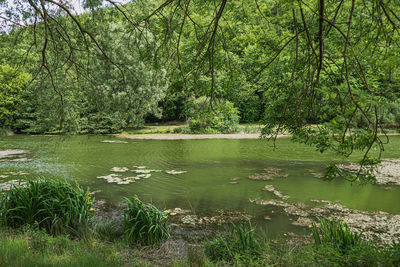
<box><xmin>312</xmin><ymin>218</ymin><xmax>362</xmax><ymax>252</ymax></box>
<box><xmin>0</xmin><ymin>179</ymin><xmax>94</xmax><ymax>236</ymax></box>
<box><xmin>188</xmin><ymin>97</ymin><xmax>240</xmax><ymax>134</ymax></box>
<box><xmin>123</xmin><ymin>196</ymin><xmax>170</xmax><ymax>246</ymax></box>
<box><xmin>204</xmin><ymin>220</ymin><xmax>260</xmax><ymax>262</ymax></box>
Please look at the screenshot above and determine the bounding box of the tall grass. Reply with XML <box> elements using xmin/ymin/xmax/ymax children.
<box><xmin>312</xmin><ymin>218</ymin><xmax>362</xmax><ymax>252</ymax></box>
<box><xmin>0</xmin><ymin>179</ymin><xmax>94</xmax><ymax>236</ymax></box>
<box><xmin>123</xmin><ymin>196</ymin><xmax>170</xmax><ymax>245</ymax></box>
<box><xmin>204</xmin><ymin>219</ymin><xmax>261</xmax><ymax>262</ymax></box>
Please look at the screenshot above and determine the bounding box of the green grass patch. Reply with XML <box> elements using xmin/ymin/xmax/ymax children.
<box><xmin>123</xmin><ymin>195</ymin><xmax>170</xmax><ymax>246</ymax></box>
<box><xmin>0</xmin><ymin>227</ymin><xmax>150</xmax><ymax>267</ymax></box>
<box><xmin>0</xmin><ymin>179</ymin><xmax>94</xmax><ymax>236</ymax></box>
<box><xmin>204</xmin><ymin>220</ymin><xmax>261</xmax><ymax>263</ymax></box>
<box><xmin>312</xmin><ymin>217</ymin><xmax>363</xmax><ymax>252</ymax></box>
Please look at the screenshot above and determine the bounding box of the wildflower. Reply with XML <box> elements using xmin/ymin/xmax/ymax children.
<box><xmin>90</xmin><ymin>208</ymin><xmax>95</xmax><ymax>211</ymax></box>
<box><xmin>6</xmin><ymin>188</ymin><xmax>10</xmax><ymax>191</ymax></box>
<box><xmin>308</xmin><ymin>225</ymin><xmax>312</xmax><ymax>228</ymax></box>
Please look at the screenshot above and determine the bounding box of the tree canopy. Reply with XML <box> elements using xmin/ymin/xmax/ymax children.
<box><xmin>1</xmin><ymin>0</ymin><xmax>400</xmax><ymax>178</ymax></box>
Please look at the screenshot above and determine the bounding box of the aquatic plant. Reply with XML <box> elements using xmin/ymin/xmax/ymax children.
<box><xmin>123</xmin><ymin>196</ymin><xmax>170</xmax><ymax>245</ymax></box>
<box><xmin>204</xmin><ymin>219</ymin><xmax>260</xmax><ymax>262</ymax></box>
<box><xmin>311</xmin><ymin>218</ymin><xmax>363</xmax><ymax>252</ymax></box>
<box><xmin>0</xmin><ymin>179</ymin><xmax>94</xmax><ymax>236</ymax></box>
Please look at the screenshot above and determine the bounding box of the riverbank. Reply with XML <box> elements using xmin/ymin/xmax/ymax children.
<box><xmin>115</xmin><ymin>133</ymin><xmax>280</xmax><ymax>140</ymax></box>
<box><xmin>1</xmin><ymin>204</ymin><xmax>399</xmax><ymax>267</ymax></box>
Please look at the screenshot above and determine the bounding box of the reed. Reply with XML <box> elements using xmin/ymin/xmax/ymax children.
<box><xmin>123</xmin><ymin>196</ymin><xmax>170</xmax><ymax>245</ymax></box>
<box><xmin>0</xmin><ymin>179</ymin><xmax>94</xmax><ymax>236</ymax></box>
<box><xmin>312</xmin><ymin>217</ymin><xmax>362</xmax><ymax>252</ymax></box>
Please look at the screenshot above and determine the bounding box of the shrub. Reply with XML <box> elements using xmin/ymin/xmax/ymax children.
<box><xmin>188</xmin><ymin>97</ymin><xmax>240</xmax><ymax>134</ymax></box>
<box><xmin>204</xmin><ymin>220</ymin><xmax>260</xmax><ymax>262</ymax></box>
<box><xmin>123</xmin><ymin>196</ymin><xmax>170</xmax><ymax>246</ymax></box>
<box><xmin>0</xmin><ymin>179</ymin><xmax>94</xmax><ymax>236</ymax></box>
<box><xmin>312</xmin><ymin>218</ymin><xmax>362</xmax><ymax>252</ymax></box>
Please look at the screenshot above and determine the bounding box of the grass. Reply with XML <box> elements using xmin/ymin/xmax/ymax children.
<box><xmin>311</xmin><ymin>217</ymin><xmax>363</xmax><ymax>252</ymax></box>
<box><xmin>0</xmin><ymin>226</ymin><xmax>151</xmax><ymax>267</ymax></box>
<box><xmin>204</xmin><ymin>219</ymin><xmax>261</xmax><ymax>263</ymax></box>
<box><xmin>0</xmin><ymin>216</ymin><xmax>399</xmax><ymax>266</ymax></box>
<box><xmin>123</xmin><ymin>195</ymin><xmax>170</xmax><ymax>246</ymax></box>
<box><xmin>0</xmin><ymin>179</ymin><xmax>93</xmax><ymax>236</ymax></box>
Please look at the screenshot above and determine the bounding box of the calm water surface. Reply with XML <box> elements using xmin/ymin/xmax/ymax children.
<box><xmin>1</xmin><ymin>135</ymin><xmax>399</xmax><ymax>237</ymax></box>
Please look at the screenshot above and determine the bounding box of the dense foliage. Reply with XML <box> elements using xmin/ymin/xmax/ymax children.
<box><xmin>123</xmin><ymin>195</ymin><xmax>170</xmax><ymax>245</ymax></box>
<box><xmin>187</xmin><ymin>97</ymin><xmax>240</xmax><ymax>134</ymax></box>
<box><xmin>0</xmin><ymin>65</ymin><xmax>30</xmax><ymax>130</ymax></box>
<box><xmin>0</xmin><ymin>179</ymin><xmax>94</xmax><ymax>236</ymax></box>
<box><xmin>0</xmin><ymin>0</ymin><xmax>399</xmax><ymax>169</ymax></box>
<box><xmin>204</xmin><ymin>220</ymin><xmax>260</xmax><ymax>262</ymax></box>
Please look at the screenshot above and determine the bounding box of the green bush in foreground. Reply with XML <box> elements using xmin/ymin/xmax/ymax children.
<box><xmin>0</xmin><ymin>179</ymin><xmax>94</xmax><ymax>236</ymax></box>
<box><xmin>204</xmin><ymin>220</ymin><xmax>261</xmax><ymax>262</ymax></box>
<box><xmin>123</xmin><ymin>196</ymin><xmax>170</xmax><ymax>246</ymax></box>
<box><xmin>312</xmin><ymin>218</ymin><xmax>362</xmax><ymax>252</ymax></box>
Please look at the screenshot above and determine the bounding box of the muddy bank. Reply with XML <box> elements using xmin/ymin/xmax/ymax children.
<box><xmin>92</xmin><ymin>199</ymin><xmax>248</xmax><ymax>265</ymax></box>
<box><xmin>339</xmin><ymin>159</ymin><xmax>400</xmax><ymax>185</ymax></box>
<box><xmin>250</xmin><ymin>198</ymin><xmax>400</xmax><ymax>244</ymax></box>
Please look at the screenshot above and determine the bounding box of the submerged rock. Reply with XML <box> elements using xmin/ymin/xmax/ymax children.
<box><xmin>182</xmin><ymin>215</ymin><xmax>202</xmax><ymax>226</ymax></box>
<box><xmin>97</xmin><ymin>173</ymin><xmax>137</xmax><ymax>185</ymax></box>
<box><xmin>0</xmin><ymin>180</ymin><xmax>27</xmax><ymax>191</ymax></box>
<box><xmin>6</xmin><ymin>171</ymin><xmax>30</xmax><ymax>176</ymax></box>
<box><xmin>137</xmin><ymin>174</ymin><xmax>151</xmax><ymax>179</ymax></box>
<box><xmin>101</xmin><ymin>140</ymin><xmax>128</xmax><ymax>144</ymax></box>
<box><xmin>164</xmin><ymin>208</ymin><xmax>191</xmax><ymax>216</ymax></box>
<box><xmin>166</xmin><ymin>170</ymin><xmax>187</xmax><ymax>175</ymax></box>
<box><xmin>307</xmin><ymin>169</ymin><xmax>324</xmax><ymax>178</ymax></box>
<box><xmin>132</xmin><ymin>169</ymin><xmax>151</xmax><ymax>174</ymax></box>
<box><xmin>133</xmin><ymin>166</ymin><xmax>147</xmax><ymax>169</ymax></box>
<box><xmin>248</xmin><ymin>167</ymin><xmax>288</xmax><ymax>181</ymax></box>
<box><xmin>249</xmin><ymin>198</ymin><xmax>290</xmax><ymax>208</ymax></box>
<box><xmin>0</xmin><ymin>149</ymin><xmax>33</xmax><ymax>162</ymax></box>
<box><xmin>0</xmin><ymin>149</ymin><xmax>30</xmax><ymax>158</ymax></box>
<box><xmin>110</xmin><ymin>167</ymin><xmax>129</xmax><ymax>172</ymax></box>
<box><xmin>132</xmin><ymin>169</ymin><xmax>161</xmax><ymax>174</ymax></box>
<box><xmin>292</xmin><ymin>217</ymin><xmax>313</xmax><ymax>227</ymax></box>
<box><xmin>262</xmin><ymin>185</ymin><xmax>290</xmax><ymax>200</ymax></box>
<box><xmin>284</xmin><ymin>206</ymin><xmax>309</xmax><ymax>217</ymax></box>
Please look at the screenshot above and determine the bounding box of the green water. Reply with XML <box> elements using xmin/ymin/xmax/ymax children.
<box><xmin>1</xmin><ymin>135</ymin><xmax>400</xmax><ymax>237</ymax></box>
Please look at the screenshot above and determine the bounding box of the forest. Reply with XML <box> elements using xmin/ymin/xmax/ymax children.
<box><xmin>0</xmin><ymin>0</ymin><xmax>400</xmax><ymax>266</ymax></box>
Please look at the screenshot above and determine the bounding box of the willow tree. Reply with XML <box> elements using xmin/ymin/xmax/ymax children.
<box><xmin>1</xmin><ymin>0</ymin><xmax>399</xmax><ymax>179</ymax></box>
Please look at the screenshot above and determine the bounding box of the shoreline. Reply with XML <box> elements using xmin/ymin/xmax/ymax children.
<box><xmin>115</xmin><ymin>132</ymin><xmax>399</xmax><ymax>140</ymax></box>
<box><xmin>115</xmin><ymin>133</ymin><xmax>290</xmax><ymax>140</ymax></box>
